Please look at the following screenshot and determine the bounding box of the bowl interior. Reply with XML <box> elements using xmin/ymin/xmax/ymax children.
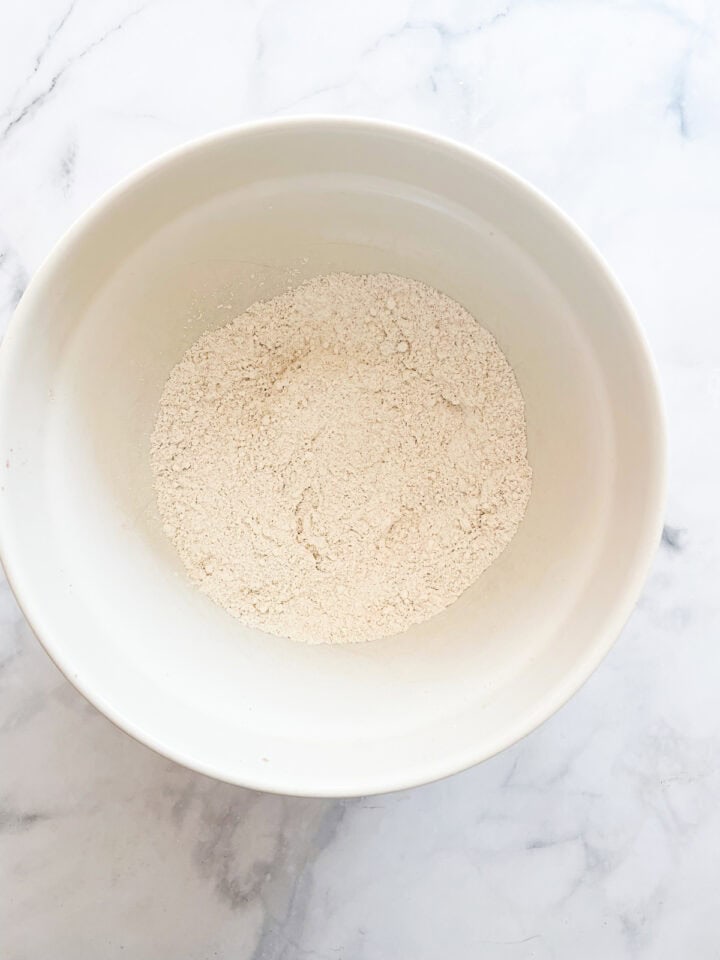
<box><xmin>0</xmin><ymin>121</ymin><xmax>664</xmax><ymax>795</ymax></box>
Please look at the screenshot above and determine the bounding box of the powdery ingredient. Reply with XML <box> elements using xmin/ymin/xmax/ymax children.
<box><xmin>151</xmin><ymin>273</ymin><xmax>532</xmax><ymax>643</ymax></box>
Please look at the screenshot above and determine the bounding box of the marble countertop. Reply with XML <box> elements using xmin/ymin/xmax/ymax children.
<box><xmin>1</xmin><ymin>0</ymin><xmax>718</xmax><ymax>957</ymax></box>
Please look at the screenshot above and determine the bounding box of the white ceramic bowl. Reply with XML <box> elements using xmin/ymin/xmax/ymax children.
<box><xmin>0</xmin><ymin>118</ymin><xmax>665</xmax><ymax>796</ymax></box>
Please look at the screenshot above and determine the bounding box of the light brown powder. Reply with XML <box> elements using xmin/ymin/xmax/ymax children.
<box><xmin>151</xmin><ymin>273</ymin><xmax>532</xmax><ymax>643</ymax></box>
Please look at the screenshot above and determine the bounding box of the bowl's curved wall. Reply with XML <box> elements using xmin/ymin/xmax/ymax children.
<box><xmin>0</xmin><ymin>119</ymin><xmax>665</xmax><ymax>795</ymax></box>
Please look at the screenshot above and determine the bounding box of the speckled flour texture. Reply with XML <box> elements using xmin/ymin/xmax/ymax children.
<box><xmin>151</xmin><ymin>273</ymin><xmax>532</xmax><ymax>643</ymax></box>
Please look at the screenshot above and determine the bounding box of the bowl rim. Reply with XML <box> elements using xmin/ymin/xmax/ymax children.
<box><xmin>0</xmin><ymin>115</ymin><xmax>667</xmax><ymax>797</ymax></box>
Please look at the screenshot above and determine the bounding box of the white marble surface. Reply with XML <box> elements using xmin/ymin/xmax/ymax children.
<box><xmin>1</xmin><ymin>0</ymin><xmax>718</xmax><ymax>956</ymax></box>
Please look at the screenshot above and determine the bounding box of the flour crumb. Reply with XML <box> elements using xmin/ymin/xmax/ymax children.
<box><xmin>151</xmin><ymin>273</ymin><xmax>532</xmax><ymax>644</ymax></box>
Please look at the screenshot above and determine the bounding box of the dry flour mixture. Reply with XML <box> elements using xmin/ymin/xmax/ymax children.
<box><xmin>151</xmin><ymin>273</ymin><xmax>532</xmax><ymax>643</ymax></box>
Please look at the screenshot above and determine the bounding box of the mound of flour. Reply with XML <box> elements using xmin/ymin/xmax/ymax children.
<box><xmin>151</xmin><ymin>273</ymin><xmax>531</xmax><ymax>643</ymax></box>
